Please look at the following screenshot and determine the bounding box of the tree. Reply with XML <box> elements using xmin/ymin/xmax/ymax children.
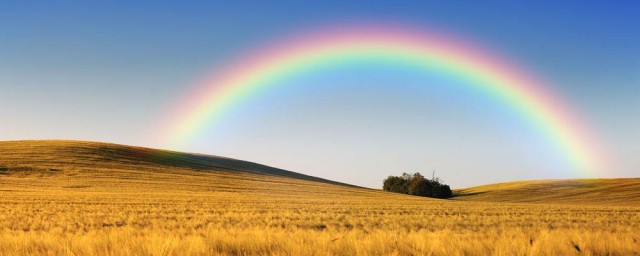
<box><xmin>407</xmin><ymin>172</ymin><xmax>425</xmax><ymax>195</ymax></box>
<box><xmin>382</xmin><ymin>172</ymin><xmax>452</xmax><ymax>199</ymax></box>
<box><xmin>413</xmin><ymin>179</ymin><xmax>434</xmax><ymax>197</ymax></box>
<box><xmin>382</xmin><ymin>176</ymin><xmax>397</xmax><ymax>191</ymax></box>
<box><xmin>383</xmin><ymin>176</ymin><xmax>407</xmax><ymax>194</ymax></box>
<box><xmin>432</xmin><ymin>184</ymin><xmax>452</xmax><ymax>199</ymax></box>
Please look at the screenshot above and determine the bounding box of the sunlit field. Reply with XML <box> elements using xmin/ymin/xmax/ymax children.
<box><xmin>1</xmin><ymin>141</ymin><xmax>638</xmax><ymax>255</ymax></box>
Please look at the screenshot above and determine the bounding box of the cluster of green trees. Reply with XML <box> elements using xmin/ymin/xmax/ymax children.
<box><xmin>382</xmin><ymin>172</ymin><xmax>452</xmax><ymax>198</ymax></box>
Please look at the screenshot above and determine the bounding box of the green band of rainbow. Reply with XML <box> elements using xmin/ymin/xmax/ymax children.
<box><xmin>158</xmin><ymin>25</ymin><xmax>604</xmax><ymax>175</ymax></box>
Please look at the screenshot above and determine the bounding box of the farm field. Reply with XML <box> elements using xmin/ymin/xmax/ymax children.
<box><xmin>0</xmin><ymin>140</ymin><xmax>639</xmax><ymax>255</ymax></box>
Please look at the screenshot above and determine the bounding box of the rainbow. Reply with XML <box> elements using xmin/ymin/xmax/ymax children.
<box><xmin>159</xmin><ymin>24</ymin><xmax>603</xmax><ymax>175</ymax></box>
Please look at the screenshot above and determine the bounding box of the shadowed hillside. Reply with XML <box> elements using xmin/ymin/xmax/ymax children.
<box><xmin>0</xmin><ymin>140</ymin><xmax>367</xmax><ymax>195</ymax></box>
<box><xmin>454</xmin><ymin>178</ymin><xmax>640</xmax><ymax>205</ymax></box>
<box><xmin>0</xmin><ymin>140</ymin><xmax>351</xmax><ymax>185</ymax></box>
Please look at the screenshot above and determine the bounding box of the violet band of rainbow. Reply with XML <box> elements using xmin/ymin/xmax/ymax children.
<box><xmin>159</xmin><ymin>25</ymin><xmax>605</xmax><ymax>175</ymax></box>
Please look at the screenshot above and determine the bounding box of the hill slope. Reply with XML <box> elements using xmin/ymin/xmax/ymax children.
<box><xmin>0</xmin><ymin>140</ymin><xmax>368</xmax><ymax>196</ymax></box>
<box><xmin>1</xmin><ymin>140</ymin><xmax>639</xmax><ymax>255</ymax></box>
<box><xmin>0</xmin><ymin>140</ymin><xmax>351</xmax><ymax>184</ymax></box>
<box><xmin>455</xmin><ymin>178</ymin><xmax>640</xmax><ymax>205</ymax></box>
<box><xmin>1</xmin><ymin>140</ymin><xmax>638</xmax><ymax>206</ymax></box>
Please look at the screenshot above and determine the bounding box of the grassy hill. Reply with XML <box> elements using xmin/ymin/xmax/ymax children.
<box><xmin>454</xmin><ymin>178</ymin><xmax>640</xmax><ymax>205</ymax></box>
<box><xmin>0</xmin><ymin>140</ymin><xmax>638</xmax><ymax>255</ymax></box>
<box><xmin>0</xmin><ymin>140</ymin><xmax>356</xmax><ymax>191</ymax></box>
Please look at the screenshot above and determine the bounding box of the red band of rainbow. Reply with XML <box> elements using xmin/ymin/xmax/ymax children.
<box><xmin>157</xmin><ymin>25</ymin><xmax>604</xmax><ymax>175</ymax></box>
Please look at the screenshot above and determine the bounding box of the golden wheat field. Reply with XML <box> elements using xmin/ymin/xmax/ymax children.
<box><xmin>0</xmin><ymin>141</ymin><xmax>638</xmax><ymax>255</ymax></box>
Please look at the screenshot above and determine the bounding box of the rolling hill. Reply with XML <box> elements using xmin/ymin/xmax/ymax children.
<box><xmin>454</xmin><ymin>178</ymin><xmax>640</xmax><ymax>205</ymax></box>
<box><xmin>1</xmin><ymin>140</ymin><xmax>637</xmax><ymax>206</ymax></box>
<box><xmin>0</xmin><ymin>140</ymin><xmax>370</xmax><ymax>196</ymax></box>
<box><xmin>0</xmin><ymin>139</ymin><xmax>351</xmax><ymax>184</ymax></box>
<box><xmin>1</xmin><ymin>140</ymin><xmax>639</xmax><ymax>255</ymax></box>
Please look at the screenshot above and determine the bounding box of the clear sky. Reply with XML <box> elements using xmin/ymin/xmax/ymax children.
<box><xmin>1</xmin><ymin>1</ymin><xmax>638</xmax><ymax>188</ymax></box>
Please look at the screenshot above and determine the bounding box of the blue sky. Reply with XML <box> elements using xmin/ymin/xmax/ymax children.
<box><xmin>1</xmin><ymin>1</ymin><xmax>638</xmax><ymax>188</ymax></box>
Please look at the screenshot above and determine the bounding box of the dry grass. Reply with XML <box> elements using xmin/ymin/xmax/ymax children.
<box><xmin>455</xmin><ymin>178</ymin><xmax>640</xmax><ymax>205</ymax></box>
<box><xmin>0</xmin><ymin>140</ymin><xmax>638</xmax><ymax>255</ymax></box>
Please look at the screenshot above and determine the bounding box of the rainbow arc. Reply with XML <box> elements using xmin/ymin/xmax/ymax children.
<box><xmin>158</xmin><ymin>25</ymin><xmax>604</xmax><ymax>175</ymax></box>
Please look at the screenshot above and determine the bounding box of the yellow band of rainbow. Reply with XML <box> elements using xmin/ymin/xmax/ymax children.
<box><xmin>158</xmin><ymin>25</ymin><xmax>604</xmax><ymax>175</ymax></box>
